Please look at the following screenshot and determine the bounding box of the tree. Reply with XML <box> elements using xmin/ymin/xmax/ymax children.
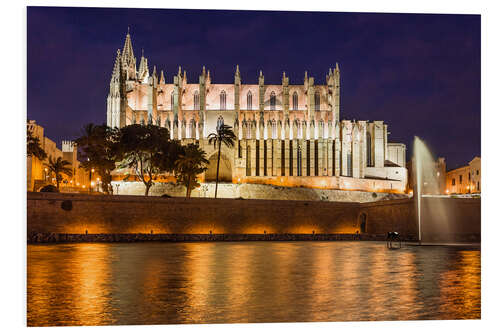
<box><xmin>44</xmin><ymin>156</ymin><xmax>73</xmax><ymax>190</ymax></box>
<box><xmin>174</xmin><ymin>143</ymin><xmax>209</xmax><ymax>198</ymax></box>
<box><xmin>27</xmin><ymin>129</ymin><xmax>47</xmax><ymax>161</ymax></box>
<box><xmin>116</xmin><ymin>124</ymin><xmax>179</xmax><ymax>196</ymax></box>
<box><xmin>207</xmin><ymin>123</ymin><xmax>236</xmax><ymax>198</ymax></box>
<box><xmin>75</xmin><ymin>123</ymin><xmax>119</xmax><ymax>194</ymax></box>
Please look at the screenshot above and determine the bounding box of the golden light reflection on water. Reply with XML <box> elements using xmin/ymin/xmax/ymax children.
<box><xmin>27</xmin><ymin>242</ymin><xmax>481</xmax><ymax>326</ymax></box>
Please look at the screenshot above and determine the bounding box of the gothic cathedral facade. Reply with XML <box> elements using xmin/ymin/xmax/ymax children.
<box><xmin>107</xmin><ymin>32</ymin><xmax>407</xmax><ymax>193</ymax></box>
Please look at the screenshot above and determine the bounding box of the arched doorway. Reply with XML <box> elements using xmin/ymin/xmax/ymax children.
<box><xmin>205</xmin><ymin>153</ymin><xmax>232</xmax><ymax>182</ymax></box>
<box><xmin>359</xmin><ymin>213</ymin><xmax>367</xmax><ymax>233</ymax></box>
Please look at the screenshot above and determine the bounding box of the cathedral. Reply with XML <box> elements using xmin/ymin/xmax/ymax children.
<box><xmin>107</xmin><ymin>32</ymin><xmax>408</xmax><ymax>193</ymax></box>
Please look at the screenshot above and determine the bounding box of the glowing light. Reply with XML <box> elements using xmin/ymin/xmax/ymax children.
<box><xmin>437</xmin><ymin>172</ymin><xmax>440</xmax><ymax>176</ymax></box>
<box><xmin>82</xmin><ymin>185</ymin><xmax>86</xmax><ymax>188</ymax></box>
<box><xmin>91</xmin><ymin>181</ymin><xmax>95</xmax><ymax>187</ymax></box>
<box><xmin>44</xmin><ymin>168</ymin><xmax>48</xmax><ymax>172</ymax></box>
<box><xmin>446</xmin><ymin>189</ymin><xmax>449</xmax><ymax>194</ymax></box>
<box><xmin>91</xmin><ymin>168</ymin><xmax>95</xmax><ymax>173</ymax></box>
<box><xmin>76</xmin><ymin>182</ymin><xmax>80</xmax><ymax>186</ymax></box>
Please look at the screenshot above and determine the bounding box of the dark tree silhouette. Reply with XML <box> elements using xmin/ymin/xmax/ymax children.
<box><xmin>27</xmin><ymin>129</ymin><xmax>47</xmax><ymax>161</ymax></box>
<box><xmin>44</xmin><ymin>156</ymin><xmax>73</xmax><ymax>190</ymax></box>
<box><xmin>174</xmin><ymin>143</ymin><xmax>209</xmax><ymax>198</ymax></box>
<box><xmin>207</xmin><ymin>123</ymin><xmax>236</xmax><ymax>198</ymax></box>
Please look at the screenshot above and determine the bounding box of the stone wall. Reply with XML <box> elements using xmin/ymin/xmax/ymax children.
<box><xmin>112</xmin><ymin>181</ymin><xmax>408</xmax><ymax>203</ymax></box>
<box><xmin>27</xmin><ymin>193</ymin><xmax>480</xmax><ymax>242</ymax></box>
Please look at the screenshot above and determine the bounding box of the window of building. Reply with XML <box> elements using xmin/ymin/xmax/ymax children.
<box><xmin>297</xmin><ymin>145</ymin><xmax>302</xmax><ymax>176</ymax></box>
<box><xmin>246</xmin><ymin>144</ymin><xmax>251</xmax><ymax>176</ymax></box>
<box><xmin>452</xmin><ymin>178</ymin><xmax>456</xmax><ymax>186</ymax></box>
<box><xmin>220</xmin><ymin>90</ymin><xmax>226</xmax><ymax>110</ymax></box>
<box><xmin>477</xmin><ymin>181</ymin><xmax>480</xmax><ymax>191</ymax></box>
<box><xmin>347</xmin><ymin>152</ymin><xmax>352</xmax><ymax>177</ymax></box>
<box><xmin>314</xmin><ymin>91</ymin><xmax>320</xmax><ymax>111</ymax></box>
<box><xmin>170</xmin><ymin>91</ymin><xmax>174</xmax><ymax>110</ymax></box>
<box><xmin>468</xmin><ymin>172</ymin><xmax>471</xmax><ymax>181</ymax></box>
<box><xmin>476</xmin><ymin>170</ymin><xmax>479</xmax><ymax>176</ymax></box>
<box><xmin>216</xmin><ymin>115</ymin><xmax>224</xmax><ymax>131</ymax></box>
<box><xmin>293</xmin><ymin>92</ymin><xmax>298</xmax><ymax>110</ymax></box>
<box><xmin>246</xmin><ymin>122</ymin><xmax>252</xmax><ymax>139</ymax></box>
<box><xmin>270</xmin><ymin>91</ymin><xmax>276</xmax><ymax>110</ymax></box>
<box><xmin>297</xmin><ymin>121</ymin><xmax>303</xmax><ymax>139</ymax></box>
<box><xmin>247</xmin><ymin>91</ymin><xmax>252</xmax><ymax>110</ymax></box>
<box><xmin>366</xmin><ymin>132</ymin><xmax>372</xmax><ymax>167</ymax></box>
<box><xmin>194</xmin><ymin>91</ymin><xmax>199</xmax><ymax>110</ymax></box>
<box><xmin>272</xmin><ymin>119</ymin><xmax>277</xmax><ymax>139</ymax></box>
<box><xmin>459</xmin><ymin>175</ymin><xmax>462</xmax><ymax>184</ymax></box>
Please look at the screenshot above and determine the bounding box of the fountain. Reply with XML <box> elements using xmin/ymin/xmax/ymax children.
<box><xmin>413</xmin><ymin>136</ymin><xmax>452</xmax><ymax>244</ymax></box>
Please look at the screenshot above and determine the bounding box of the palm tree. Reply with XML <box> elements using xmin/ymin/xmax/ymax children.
<box><xmin>27</xmin><ymin>129</ymin><xmax>47</xmax><ymax>160</ymax></box>
<box><xmin>207</xmin><ymin>123</ymin><xmax>236</xmax><ymax>198</ymax></box>
<box><xmin>44</xmin><ymin>156</ymin><xmax>73</xmax><ymax>190</ymax></box>
<box><xmin>174</xmin><ymin>144</ymin><xmax>209</xmax><ymax>198</ymax></box>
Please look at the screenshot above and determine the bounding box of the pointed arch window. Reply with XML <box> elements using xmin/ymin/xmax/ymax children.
<box><xmin>216</xmin><ymin>115</ymin><xmax>224</xmax><ymax>131</ymax></box>
<box><xmin>272</xmin><ymin>119</ymin><xmax>277</xmax><ymax>139</ymax></box>
<box><xmin>293</xmin><ymin>92</ymin><xmax>298</xmax><ymax>110</ymax></box>
<box><xmin>366</xmin><ymin>132</ymin><xmax>372</xmax><ymax>167</ymax></box>
<box><xmin>270</xmin><ymin>91</ymin><xmax>276</xmax><ymax>110</ymax></box>
<box><xmin>297</xmin><ymin>144</ymin><xmax>302</xmax><ymax>176</ymax></box>
<box><xmin>314</xmin><ymin>91</ymin><xmax>320</xmax><ymax>111</ymax></box>
<box><xmin>220</xmin><ymin>91</ymin><xmax>227</xmax><ymax>110</ymax></box>
<box><xmin>194</xmin><ymin>91</ymin><xmax>200</xmax><ymax>110</ymax></box>
<box><xmin>171</xmin><ymin>91</ymin><xmax>174</xmax><ymax>110</ymax></box>
<box><xmin>247</xmin><ymin>91</ymin><xmax>252</xmax><ymax>110</ymax></box>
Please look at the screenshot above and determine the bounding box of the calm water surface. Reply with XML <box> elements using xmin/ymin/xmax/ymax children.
<box><xmin>27</xmin><ymin>242</ymin><xmax>480</xmax><ymax>326</ymax></box>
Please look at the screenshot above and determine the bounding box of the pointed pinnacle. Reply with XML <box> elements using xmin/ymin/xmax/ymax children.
<box><xmin>283</xmin><ymin>71</ymin><xmax>286</xmax><ymax>79</ymax></box>
<box><xmin>259</xmin><ymin>70</ymin><xmax>263</xmax><ymax>76</ymax></box>
<box><xmin>336</xmin><ymin>62</ymin><xmax>339</xmax><ymax>70</ymax></box>
<box><xmin>236</xmin><ymin>64</ymin><xmax>240</xmax><ymax>73</ymax></box>
<box><xmin>202</xmin><ymin>66</ymin><xmax>206</xmax><ymax>75</ymax></box>
<box><xmin>178</xmin><ymin>66</ymin><xmax>181</xmax><ymax>76</ymax></box>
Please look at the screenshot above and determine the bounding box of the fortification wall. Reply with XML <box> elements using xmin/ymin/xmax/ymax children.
<box><xmin>27</xmin><ymin>193</ymin><xmax>480</xmax><ymax>242</ymax></box>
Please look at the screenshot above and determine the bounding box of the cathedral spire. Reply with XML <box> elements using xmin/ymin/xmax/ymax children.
<box><xmin>121</xmin><ymin>29</ymin><xmax>135</xmax><ymax>64</ymax></box>
<box><xmin>138</xmin><ymin>51</ymin><xmax>149</xmax><ymax>81</ymax></box>
<box><xmin>160</xmin><ymin>70</ymin><xmax>165</xmax><ymax>84</ymax></box>
<box><xmin>111</xmin><ymin>49</ymin><xmax>121</xmax><ymax>80</ymax></box>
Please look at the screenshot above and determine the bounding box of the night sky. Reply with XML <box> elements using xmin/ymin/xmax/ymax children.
<box><xmin>27</xmin><ymin>7</ymin><xmax>480</xmax><ymax>170</ymax></box>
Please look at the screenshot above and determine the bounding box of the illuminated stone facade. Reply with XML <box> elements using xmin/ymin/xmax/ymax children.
<box><xmin>107</xmin><ymin>32</ymin><xmax>407</xmax><ymax>193</ymax></box>
<box><xmin>445</xmin><ymin>157</ymin><xmax>481</xmax><ymax>194</ymax></box>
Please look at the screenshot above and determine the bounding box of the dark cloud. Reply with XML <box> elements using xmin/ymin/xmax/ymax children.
<box><xmin>27</xmin><ymin>7</ymin><xmax>480</xmax><ymax>170</ymax></box>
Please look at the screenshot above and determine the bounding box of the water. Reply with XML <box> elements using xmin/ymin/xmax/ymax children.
<box><xmin>27</xmin><ymin>242</ymin><xmax>481</xmax><ymax>326</ymax></box>
<box><xmin>414</xmin><ymin>136</ymin><xmax>451</xmax><ymax>242</ymax></box>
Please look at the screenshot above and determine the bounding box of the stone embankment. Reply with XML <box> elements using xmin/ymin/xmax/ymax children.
<box><xmin>27</xmin><ymin>192</ymin><xmax>480</xmax><ymax>243</ymax></box>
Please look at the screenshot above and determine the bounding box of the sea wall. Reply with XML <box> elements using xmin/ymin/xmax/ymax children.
<box><xmin>27</xmin><ymin>192</ymin><xmax>480</xmax><ymax>242</ymax></box>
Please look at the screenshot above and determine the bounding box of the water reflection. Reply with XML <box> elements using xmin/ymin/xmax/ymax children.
<box><xmin>27</xmin><ymin>242</ymin><xmax>481</xmax><ymax>326</ymax></box>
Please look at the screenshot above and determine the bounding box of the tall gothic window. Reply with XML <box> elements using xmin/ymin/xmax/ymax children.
<box><xmin>270</xmin><ymin>91</ymin><xmax>276</xmax><ymax>110</ymax></box>
<box><xmin>366</xmin><ymin>132</ymin><xmax>372</xmax><ymax>167</ymax></box>
<box><xmin>220</xmin><ymin>91</ymin><xmax>226</xmax><ymax>110</ymax></box>
<box><xmin>293</xmin><ymin>92</ymin><xmax>298</xmax><ymax>110</ymax></box>
<box><xmin>171</xmin><ymin>91</ymin><xmax>174</xmax><ymax>110</ymax></box>
<box><xmin>297</xmin><ymin>121</ymin><xmax>303</xmax><ymax>139</ymax></box>
<box><xmin>297</xmin><ymin>145</ymin><xmax>302</xmax><ymax>176</ymax></box>
<box><xmin>194</xmin><ymin>91</ymin><xmax>199</xmax><ymax>110</ymax></box>
<box><xmin>315</xmin><ymin>91</ymin><xmax>320</xmax><ymax>111</ymax></box>
<box><xmin>216</xmin><ymin>115</ymin><xmax>224</xmax><ymax>131</ymax></box>
<box><xmin>347</xmin><ymin>152</ymin><xmax>353</xmax><ymax>177</ymax></box>
<box><xmin>272</xmin><ymin>119</ymin><xmax>277</xmax><ymax>139</ymax></box>
<box><xmin>247</xmin><ymin>91</ymin><xmax>252</xmax><ymax>110</ymax></box>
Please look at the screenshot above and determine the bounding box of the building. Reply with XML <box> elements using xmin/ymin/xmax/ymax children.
<box><xmin>107</xmin><ymin>31</ymin><xmax>407</xmax><ymax>193</ymax></box>
<box><xmin>445</xmin><ymin>157</ymin><xmax>481</xmax><ymax>194</ymax></box>
<box><xmin>27</xmin><ymin>120</ymin><xmax>89</xmax><ymax>192</ymax></box>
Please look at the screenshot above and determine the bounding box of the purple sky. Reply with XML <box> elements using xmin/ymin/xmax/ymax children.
<box><xmin>27</xmin><ymin>7</ymin><xmax>480</xmax><ymax>170</ymax></box>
